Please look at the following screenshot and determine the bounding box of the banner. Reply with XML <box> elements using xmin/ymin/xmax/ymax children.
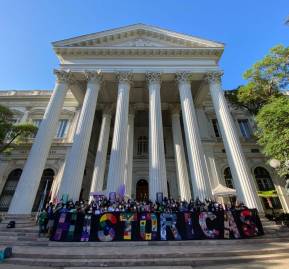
<box><xmin>50</xmin><ymin>209</ymin><xmax>263</xmax><ymax>242</ymax></box>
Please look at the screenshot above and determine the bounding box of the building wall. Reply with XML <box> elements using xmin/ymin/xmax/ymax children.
<box><xmin>0</xmin><ymin>90</ymin><xmax>288</xmax><ymax>213</ymax></box>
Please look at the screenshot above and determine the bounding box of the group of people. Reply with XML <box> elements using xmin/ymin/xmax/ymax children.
<box><xmin>37</xmin><ymin>194</ymin><xmax>246</xmax><ymax>237</ymax></box>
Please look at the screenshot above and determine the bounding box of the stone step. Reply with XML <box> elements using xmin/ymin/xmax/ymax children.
<box><xmin>4</xmin><ymin>252</ymin><xmax>289</xmax><ymax>267</ymax></box>
<box><xmin>0</xmin><ymin>232</ymin><xmax>39</xmax><ymax>237</ymax></box>
<box><xmin>0</xmin><ymin>222</ymin><xmax>36</xmax><ymax>228</ymax></box>
<box><xmin>11</xmin><ymin>245</ymin><xmax>289</xmax><ymax>260</ymax></box>
<box><xmin>1</xmin><ymin>216</ymin><xmax>36</xmax><ymax>223</ymax></box>
<box><xmin>0</xmin><ymin>229</ymin><xmax>38</xmax><ymax>234</ymax></box>
<box><xmin>1</xmin><ymin>236</ymin><xmax>289</xmax><ymax>248</ymax></box>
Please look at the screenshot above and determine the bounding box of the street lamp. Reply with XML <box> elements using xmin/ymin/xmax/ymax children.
<box><xmin>269</xmin><ymin>158</ymin><xmax>289</xmax><ymax>196</ymax></box>
<box><xmin>269</xmin><ymin>159</ymin><xmax>281</xmax><ymax>169</ymax></box>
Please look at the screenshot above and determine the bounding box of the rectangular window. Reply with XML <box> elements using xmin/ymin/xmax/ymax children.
<box><xmin>32</xmin><ymin>119</ymin><xmax>42</xmax><ymax>128</ymax></box>
<box><xmin>31</xmin><ymin>119</ymin><xmax>42</xmax><ymax>138</ymax></box>
<box><xmin>238</xmin><ymin>119</ymin><xmax>252</xmax><ymax>139</ymax></box>
<box><xmin>56</xmin><ymin>120</ymin><xmax>69</xmax><ymax>138</ymax></box>
<box><xmin>211</xmin><ymin>119</ymin><xmax>220</xmax><ymax>138</ymax></box>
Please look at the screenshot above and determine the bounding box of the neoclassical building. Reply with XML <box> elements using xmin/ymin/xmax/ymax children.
<box><xmin>0</xmin><ymin>24</ymin><xmax>288</xmax><ymax>214</ymax></box>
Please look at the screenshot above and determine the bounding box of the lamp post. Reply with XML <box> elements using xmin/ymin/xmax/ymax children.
<box><xmin>269</xmin><ymin>158</ymin><xmax>289</xmax><ymax>196</ymax></box>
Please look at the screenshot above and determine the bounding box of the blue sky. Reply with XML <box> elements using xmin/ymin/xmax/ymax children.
<box><xmin>0</xmin><ymin>0</ymin><xmax>288</xmax><ymax>90</ymax></box>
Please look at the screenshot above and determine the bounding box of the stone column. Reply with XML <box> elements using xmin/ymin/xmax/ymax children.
<box><xmin>171</xmin><ymin>108</ymin><xmax>192</xmax><ymax>201</ymax></box>
<box><xmin>106</xmin><ymin>72</ymin><xmax>132</xmax><ymax>194</ymax></box>
<box><xmin>8</xmin><ymin>70</ymin><xmax>71</xmax><ymax>214</ymax></box>
<box><xmin>176</xmin><ymin>72</ymin><xmax>211</xmax><ymax>201</ymax></box>
<box><xmin>206</xmin><ymin>72</ymin><xmax>263</xmax><ymax>211</ymax></box>
<box><xmin>124</xmin><ymin>112</ymin><xmax>135</xmax><ymax>197</ymax></box>
<box><xmin>58</xmin><ymin>71</ymin><xmax>101</xmax><ymax>202</ymax></box>
<box><xmin>89</xmin><ymin>111</ymin><xmax>112</xmax><ymax>198</ymax></box>
<box><xmin>146</xmin><ymin>72</ymin><xmax>168</xmax><ymax>201</ymax></box>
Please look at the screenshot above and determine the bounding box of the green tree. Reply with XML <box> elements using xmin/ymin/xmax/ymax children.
<box><xmin>256</xmin><ymin>96</ymin><xmax>289</xmax><ymax>176</ymax></box>
<box><xmin>0</xmin><ymin>104</ymin><xmax>38</xmax><ymax>153</ymax></box>
<box><xmin>227</xmin><ymin>45</ymin><xmax>289</xmax><ymax>115</ymax></box>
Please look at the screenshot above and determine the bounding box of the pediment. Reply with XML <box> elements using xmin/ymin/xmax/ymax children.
<box><xmin>52</xmin><ymin>24</ymin><xmax>224</xmax><ymax>49</ymax></box>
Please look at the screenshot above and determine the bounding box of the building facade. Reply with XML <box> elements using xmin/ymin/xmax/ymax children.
<box><xmin>0</xmin><ymin>24</ymin><xmax>288</xmax><ymax>214</ymax></box>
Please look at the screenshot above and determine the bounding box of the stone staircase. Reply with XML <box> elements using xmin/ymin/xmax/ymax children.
<box><xmin>259</xmin><ymin>215</ymin><xmax>289</xmax><ymax>237</ymax></box>
<box><xmin>0</xmin><ymin>214</ymin><xmax>289</xmax><ymax>268</ymax></box>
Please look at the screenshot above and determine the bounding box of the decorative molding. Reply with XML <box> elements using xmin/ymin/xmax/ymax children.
<box><xmin>113</xmin><ymin>38</ymin><xmax>161</xmax><ymax>47</ymax></box>
<box><xmin>205</xmin><ymin>71</ymin><xmax>223</xmax><ymax>84</ymax></box>
<box><xmin>53</xmin><ymin>69</ymin><xmax>71</xmax><ymax>83</ymax></box>
<box><xmin>145</xmin><ymin>72</ymin><xmax>161</xmax><ymax>84</ymax></box>
<box><xmin>116</xmin><ymin>72</ymin><xmax>133</xmax><ymax>83</ymax></box>
<box><xmin>175</xmin><ymin>72</ymin><xmax>192</xmax><ymax>84</ymax></box>
<box><xmin>84</xmin><ymin>70</ymin><xmax>102</xmax><ymax>83</ymax></box>
<box><xmin>54</xmin><ymin>47</ymin><xmax>223</xmax><ymax>59</ymax></box>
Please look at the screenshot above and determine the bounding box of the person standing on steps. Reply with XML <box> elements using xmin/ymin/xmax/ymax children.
<box><xmin>37</xmin><ymin>209</ymin><xmax>48</xmax><ymax>237</ymax></box>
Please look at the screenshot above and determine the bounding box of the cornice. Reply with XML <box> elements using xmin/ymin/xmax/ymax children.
<box><xmin>54</xmin><ymin>46</ymin><xmax>223</xmax><ymax>59</ymax></box>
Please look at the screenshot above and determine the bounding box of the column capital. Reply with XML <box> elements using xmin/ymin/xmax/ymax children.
<box><xmin>53</xmin><ymin>69</ymin><xmax>72</xmax><ymax>83</ymax></box>
<box><xmin>205</xmin><ymin>71</ymin><xmax>223</xmax><ymax>84</ymax></box>
<box><xmin>175</xmin><ymin>72</ymin><xmax>192</xmax><ymax>84</ymax></box>
<box><xmin>146</xmin><ymin>72</ymin><xmax>161</xmax><ymax>84</ymax></box>
<box><xmin>116</xmin><ymin>72</ymin><xmax>133</xmax><ymax>84</ymax></box>
<box><xmin>84</xmin><ymin>71</ymin><xmax>102</xmax><ymax>83</ymax></box>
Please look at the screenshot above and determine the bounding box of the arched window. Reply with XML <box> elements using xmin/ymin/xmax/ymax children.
<box><xmin>224</xmin><ymin>167</ymin><xmax>234</xmax><ymax>189</ymax></box>
<box><xmin>137</xmin><ymin>136</ymin><xmax>148</xmax><ymax>156</ymax></box>
<box><xmin>136</xmin><ymin>179</ymin><xmax>148</xmax><ymax>201</ymax></box>
<box><xmin>254</xmin><ymin>167</ymin><xmax>274</xmax><ymax>191</ymax></box>
<box><xmin>254</xmin><ymin>167</ymin><xmax>282</xmax><ymax>209</ymax></box>
<box><xmin>0</xmin><ymin>169</ymin><xmax>22</xmax><ymax>211</ymax></box>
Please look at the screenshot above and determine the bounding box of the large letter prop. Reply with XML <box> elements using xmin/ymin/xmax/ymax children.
<box><xmin>184</xmin><ymin>212</ymin><xmax>195</xmax><ymax>239</ymax></box>
<box><xmin>224</xmin><ymin>210</ymin><xmax>240</xmax><ymax>239</ymax></box>
<box><xmin>50</xmin><ymin>209</ymin><xmax>263</xmax><ymax>241</ymax></box>
<box><xmin>239</xmin><ymin>209</ymin><xmax>259</xmax><ymax>237</ymax></box>
<box><xmin>139</xmin><ymin>213</ymin><xmax>158</xmax><ymax>240</ymax></box>
<box><xmin>81</xmin><ymin>214</ymin><xmax>92</xmax><ymax>241</ymax></box>
<box><xmin>120</xmin><ymin>213</ymin><xmax>137</xmax><ymax>240</ymax></box>
<box><xmin>199</xmin><ymin>212</ymin><xmax>220</xmax><ymax>239</ymax></box>
<box><xmin>98</xmin><ymin>213</ymin><xmax>117</xmax><ymax>242</ymax></box>
<box><xmin>52</xmin><ymin>212</ymin><xmax>69</xmax><ymax>241</ymax></box>
<box><xmin>160</xmin><ymin>213</ymin><xmax>181</xmax><ymax>240</ymax></box>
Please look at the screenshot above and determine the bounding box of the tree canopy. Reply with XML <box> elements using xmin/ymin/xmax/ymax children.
<box><xmin>255</xmin><ymin>96</ymin><xmax>289</xmax><ymax>176</ymax></box>
<box><xmin>226</xmin><ymin>44</ymin><xmax>289</xmax><ymax>177</ymax></box>
<box><xmin>0</xmin><ymin>104</ymin><xmax>38</xmax><ymax>153</ymax></box>
<box><xmin>226</xmin><ymin>45</ymin><xmax>289</xmax><ymax>115</ymax></box>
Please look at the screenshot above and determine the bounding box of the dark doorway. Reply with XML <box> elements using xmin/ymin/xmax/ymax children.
<box><xmin>136</xmin><ymin>179</ymin><xmax>148</xmax><ymax>201</ymax></box>
<box><xmin>0</xmin><ymin>169</ymin><xmax>22</xmax><ymax>211</ymax></box>
<box><xmin>33</xmin><ymin>169</ymin><xmax>55</xmax><ymax>212</ymax></box>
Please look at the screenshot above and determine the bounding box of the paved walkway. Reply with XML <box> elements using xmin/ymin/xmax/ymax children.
<box><xmin>1</xmin><ymin>261</ymin><xmax>289</xmax><ymax>269</ymax></box>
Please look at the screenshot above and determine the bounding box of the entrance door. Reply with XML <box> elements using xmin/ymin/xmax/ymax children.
<box><xmin>136</xmin><ymin>179</ymin><xmax>148</xmax><ymax>201</ymax></box>
<box><xmin>32</xmin><ymin>169</ymin><xmax>55</xmax><ymax>212</ymax></box>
